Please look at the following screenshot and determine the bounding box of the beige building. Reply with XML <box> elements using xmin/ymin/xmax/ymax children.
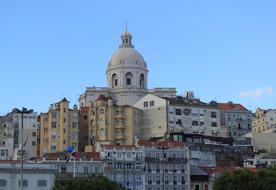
<box><xmin>252</xmin><ymin>108</ymin><xmax>276</xmax><ymax>133</ymax></box>
<box><xmin>88</xmin><ymin>95</ymin><xmax>142</xmax><ymax>149</ymax></box>
<box><xmin>39</xmin><ymin>98</ymin><xmax>78</xmax><ymax>156</ymax></box>
<box><xmin>133</xmin><ymin>94</ymin><xmax>168</xmax><ymax>139</ymax></box>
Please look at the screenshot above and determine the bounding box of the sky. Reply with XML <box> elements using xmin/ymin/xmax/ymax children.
<box><xmin>0</xmin><ymin>0</ymin><xmax>275</xmax><ymax>115</ymax></box>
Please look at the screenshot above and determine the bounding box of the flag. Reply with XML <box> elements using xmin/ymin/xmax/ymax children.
<box><xmin>65</xmin><ymin>146</ymin><xmax>76</xmax><ymax>163</ymax></box>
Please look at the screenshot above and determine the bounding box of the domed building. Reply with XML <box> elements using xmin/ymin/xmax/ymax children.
<box><xmin>79</xmin><ymin>29</ymin><xmax>176</xmax><ymax>107</ymax></box>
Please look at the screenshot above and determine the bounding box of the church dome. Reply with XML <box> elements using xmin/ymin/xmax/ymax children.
<box><xmin>106</xmin><ymin>29</ymin><xmax>148</xmax><ymax>91</ymax></box>
<box><xmin>108</xmin><ymin>47</ymin><xmax>147</xmax><ymax>68</ymax></box>
<box><xmin>107</xmin><ymin>30</ymin><xmax>147</xmax><ymax>70</ymax></box>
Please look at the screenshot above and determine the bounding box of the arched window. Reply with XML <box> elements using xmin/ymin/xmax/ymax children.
<box><xmin>112</xmin><ymin>73</ymin><xmax>118</xmax><ymax>88</ymax></box>
<box><xmin>139</xmin><ymin>74</ymin><xmax>145</xmax><ymax>88</ymax></box>
<box><xmin>100</xmin><ymin>128</ymin><xmax>105</xmax><ymax>136</ymax></box>
<box><xmin>125</xmin><ymin>72</ymin><xmax>133</xmax><ymax>86</ymax></box>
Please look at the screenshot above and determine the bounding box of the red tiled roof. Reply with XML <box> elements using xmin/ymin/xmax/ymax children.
<box><xmin>200</xmin><ymin>166</ymin><xmax>235</xmax><ymax>175</ymax></box>
<box><xmin>103</xmin><ymin>145</ymin><xmax>138</xmax><ymax>150</ymax></box>
<box><xmin>0</xmin><ymin>160</ymin><xmax>23</xmax><ymax>163</ymax></box>
<box><xmin>43</xmin><ymin>152</ymin><xmax>101</xmax><ymax>161</ymax></box>
<box><xmin>200</xmin><ymin>166</ymin><xmax>258</xmax><ymax>175</ymax></box>
<box><xmin>217</xmin><ymin>103</ymin><xmax>248</xmax><ymax>111</ymax></box>
<box><xmin>138</xmin><ymin>140</ymin><xmax>185</xmax><ymax>148</ymax></box>
<box><xmin>80</xmin><ymin>106</ymin><xmax>89</xmax><ymax>113</ymax></box>
<box><xmin>96</xmin><ymin>95</ymin><xmax>109</xmax><ymax>101</ymax></box>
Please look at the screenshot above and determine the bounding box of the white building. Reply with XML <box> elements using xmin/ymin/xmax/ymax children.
<box><xmin>133</xmin><ymin>94</ymin><xmax>226</xmax><ymax>139</ymax></box>
<box><xmin>0</xmin><ymin>111</ymin><xmax>38</xmax><ymax>160</ymax></box>
<box><xmin>0</xmin><ymin>161</ymin><xmax>56</xmax><ymax>190</ymax></box>
<box><xmin>79</xmin><ymin>29</ymin><xmax>176</xmax><ymax>107</ymax></box>
<box><xmin>13</xmin><ymin>112</ymin><xmax>38</xmax><ymax>160</ymax></box>
<box><xmin>101</xmin><ymin>145</ymin><xmax>145</xmax><ymax>190</ymax></box>
<box><xmin>0</xmin><ymin>113</ymin><xmax>14</xmax><ymax>160</ymax></box>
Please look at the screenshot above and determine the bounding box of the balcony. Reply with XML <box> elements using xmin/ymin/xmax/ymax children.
<box><xmin>114</xmin><ymin>124</ymin><xmax>126</xmax><ymax>130</ymax></box>
<box><xmin>114</xmin><ymin>134</ymin><xmax>126</xmax><ymax>140</ymax></box>
<box><xmin>168</xmin><ymin>157</ymin><xmax>188</xmax><ymax>163</ymax></box>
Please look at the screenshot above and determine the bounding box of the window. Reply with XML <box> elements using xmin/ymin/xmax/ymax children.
<box><xmin>139</xmin><ymin>74</ymin><xmax>145</xmax><ymax>88</ymax></box>
<box><xmin>150</xmin><ymin>101</ymin><xmax>155</xmax><ymax>107</ymax></box>
<box><xmin>0</xmin><ymin>150</ymin><xmax>4</xmax><ymax>156</ymax></box>
<box><xmin>19</xmin><ymin>179</ymin><xmax>28</xmax><ymax>187</ymax></box>
<box><xmin>32</xmin><ymin>141</ymin><xmax>36</xmax><ymax>146</ymax></box>
<box><xmin>126</xmin><ymin>72</ymin><xmax>133</xmax><ymax>85</ymax></box>
<box><xmin>72</xmin><ymin>122</ymin><xmax>77</xmax><ymax>128</ymax></box>
<box><xmin>32</xmin><ymin>132</ymin><xmax>36</xmax><ymax>137</ymax></box>
<box><xmin>176</xmin><ymin>119</ymin><xmax>182</xmax><ymax>126</ymax></box>
<box><xmin>112</xmin><ymin>73</ymin><xmax>118</xmax><ymax>87</ymax></box>
<box><xmin>175</xmin><ymin>109</ymin><xmax>182</xmax><ymax>115</ymax></box>
<box><xmin>51</xmin><ymin>122</ymin><xmax>56</xmax><ymax>128</ymax></box>
<box><xmin>51</xmin><ymin>112</ymin><xmax>57</xmax><ymax>118</ymax></box>
<box><xmin>51</xmin><ymin>145</ymin><xmax>56</xmax><ymax>151</ymax></box>
<box><xmin>51</xmin><ymin>135</ymin><xmax>56</xmax><ymax>140</ymax></box>
<box><xmin>84</xmin><ymin>167</ymin><xmax>88</xmax><ymax>174</ymax></box>
<box><xmin>147</xmin><ymin>175</ymin><xmax>152</xmax><ymax>184</ymax></box>
<box><xmin>144</xmin><ymin>102</ymin><xmax>148</xmax><ymax>108</ymax></box>
<box><xmin>63</xmin><ymin>108</ymin><xmax>66</xmax><ymax>113</ymax></box>
<box><xmin>126</xmin><ymin>78</ymin><xmax>131</xmax><ymax>85</ymax></box>
<box><xmin>37</xmin><ymin>180</ymin><xmax>47</xmax><ymax>187</ymax></box>
<box><xmin>136</xmin><ymin>174</ymin><xmax>142</xmax><ymax>181</ymax></box>
<box><xmin>192</xmin><ymin>121</ymin><xmax>198</xmax><ymax>126</ymax></box>
<box><xmin>211</xmin><ymin>122</ymin><xmax>217</xmax><ymax>127</ymax></box>
<box><xmin>0</xmin><ymin>179</ymin><xmax>7</xmax><ymax>187</ymax></box>
<box><xmin>211</xmin><ymin>111</ymin><xmax>217</xmax><ymax>118</ymax></box>
<box><xmin>156</xmin><ymin>175</ymin><xmax>160</xmax><ymax>184</ymax></box>
<box><xmin>63</xmin><ymin>118</ymin><xmax>66</xmax><ymax>123</ymax></box>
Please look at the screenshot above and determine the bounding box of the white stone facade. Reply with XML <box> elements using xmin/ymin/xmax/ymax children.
<box><xmin>79</xmin><ymin>29</ymin><xmax>176</xmax><ymax>107</ymax></box>
<box><xmin>13</xmin><ymin>112</ymin><xmax>38</xmax><ymax>159</ymax></box>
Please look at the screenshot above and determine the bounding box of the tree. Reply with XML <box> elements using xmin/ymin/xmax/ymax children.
<box><xmin>213</xmin><ymin>167</ymin><xmax>276</xmax><ymax>190</ymax></box>
<box><xmin>53</xmin><ymin>175</ymin><xmax>126</xmax><ymax>190</ymax></box>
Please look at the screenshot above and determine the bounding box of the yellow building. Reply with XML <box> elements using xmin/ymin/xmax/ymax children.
<box><xmin>88</xmin><ymin>95</ymin><xmax>141</xmax><ymax>148</ymax></box>
<box><xmin>252</xmin><ymin>108</ymin><xmax>276</xmax><ymax>133</ymax></box>
<box><xmin>39</xmin><ymin>98</ymin><xmax>78</xmax><ymax>156</ymax></box>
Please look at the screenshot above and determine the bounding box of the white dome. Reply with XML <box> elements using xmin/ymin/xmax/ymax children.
<box><xmin>108</xmin><ymin>47</ymin><xmax>147</xmax><ymax>68</ymax></box>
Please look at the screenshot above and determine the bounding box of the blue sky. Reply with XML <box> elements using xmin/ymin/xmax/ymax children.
<box><xmin>0</xmin><ymin>0</ymin><xmax>275</xmax><ymax>114</ymax></box>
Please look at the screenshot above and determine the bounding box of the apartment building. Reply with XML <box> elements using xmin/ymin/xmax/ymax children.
<box><xmin>39</xmin><ymin>98</ymin><xmax>78</xmax><ymax>156</ymax></box>
<box><xmin>0</xmin><ymin>111</ymin><xmax>37</xmax><ymax>160</ymax></box>
<box><xmin>252</xmin><ymin>108</ymin><xmax>276</xmax><ymax>133</ymax></box>
<box><xmin>88</xmin><ymin>95</ymin><xmax>142</xmax><ymax>148</ymax></box>
<box><xmin>139</xmin><ymin>140</ymin><xmax>190</xmax><ymax>190</ymax></box>
<box><xmin>217</xmin><ymin>102</ymin><xmax>252</xmax><ymax>142</ymax></box>
<box><xmin>0</xmin><ymin>113</ymin><xmax>14</xmax><ymax>160</ymax></box>
<box><xmin>101</xmin><ymin>145</ymin><xmax>145</xmax><ymax>190</ymax></box>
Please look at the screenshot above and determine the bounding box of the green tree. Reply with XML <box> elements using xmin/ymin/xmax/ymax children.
<box><xmin>53</xmin><ymin>175</ymin><xmax>126</xmax><ymax>190</ymax></box>
<box><xmin>213</xmin><ymin>167</ymin><xmax>276</xmax><ymax>190</ymax></box>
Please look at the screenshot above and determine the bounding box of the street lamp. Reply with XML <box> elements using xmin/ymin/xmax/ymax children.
<box><xmin>13</xmin><ymin>107</ymin><xmax>33</xmax><ymax>190</ymax></box>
